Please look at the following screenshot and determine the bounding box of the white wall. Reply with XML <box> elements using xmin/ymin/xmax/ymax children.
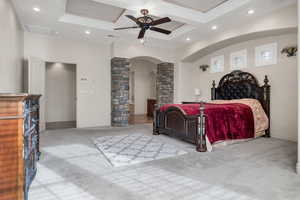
<box><xmin>45</xmin><ymin>63</ymin><xmax>76</xmax><ymax>123</ymax></box>
<box><xmin>297</xmin><ymin>0</ymin><xmax>300</xmax><ymax>175</ymax></box>
<box><xmin>130</xmin><ymin>59</ymin><xmax>156</xmax><ymax>115</ymax></box>
<box><xmin>113</xmin><ymin>42</ymin><xmax>176</xmax><ymax>63</ymax></box>
<box><xmin>178</xmin><ymin>34</ymin><xmax>298</xmax><ymax>142</ymax></box>
<box><xmin>24</xmin><ymin>32</ymin><xmax>111</xmax><ymax>128</ymax></box>
<box><xmin>0</xmin><ymin>0</ymin><xmax>24</xmax><ymax>92</ymax></box>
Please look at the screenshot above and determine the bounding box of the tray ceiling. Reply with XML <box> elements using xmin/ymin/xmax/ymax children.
<box><xmin>11</xmin><ymin>0</ymin><xmax>297</xmax><ymax>48</ymax></box>
<box><xmin>25</xmin><ymin>25</ymin><xmax>55</xmax><ymax>36</ymax></box>
<box><xmin>66</xmin><ymin>0</ymin><xmax>125</xmax><ymax>23</ymax></box>
<box><xmin>163</xmin><ymin>0</ymin><xmax>229</xmax><ymax>12</ymax></box>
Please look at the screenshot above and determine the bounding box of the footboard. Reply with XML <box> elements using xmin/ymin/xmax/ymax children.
<box><xmin>153</xmin><ymin>103</ymin><xmax>207</xmax><ymax>152</ymax></box>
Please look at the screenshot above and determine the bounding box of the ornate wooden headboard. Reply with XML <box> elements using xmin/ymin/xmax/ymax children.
<box><xmin>211</xmin><ymin>70</ymin><xmax>271</xmax><ymax>137</ymax></box>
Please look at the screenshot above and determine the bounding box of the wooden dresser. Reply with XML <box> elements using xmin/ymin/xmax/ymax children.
<box><xmin>0</xmin><ymin>94</ymin><xmax>41</xmax><ymax>200</ymax></box>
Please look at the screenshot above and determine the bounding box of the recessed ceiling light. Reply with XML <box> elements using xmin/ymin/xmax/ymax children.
<box><xmin>33</xmin><ymin>7</ymin><xmax>40</xmax><ymax>12</ymax></box>
<box><xmin>211</xmin><ymin>25</ymin><xmax>218</xmax><ymax>30</ymax></box>
<box><xmin>186</xmin><ymin>37</ymin><xmax>191</xmax><ymax>41</ymax></box>
<box><xmin>55</xmin><ymin>31</ymin><xmax>59</xmax><ymax>34</ymax></box>
<box><xmin>248</xmin><ymin>9</ymin><xmax>255</xmax><ymax>15</ymax></box>
<box><xmin>85</xmin><ymin>30</ymin><xmax>91</xmax><ymax>35</ymax></box>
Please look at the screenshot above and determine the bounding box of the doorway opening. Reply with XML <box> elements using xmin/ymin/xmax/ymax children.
<box><xmin>45</xmin><ymin>62</ymin><xmax>77</xmax><ymax>130</ymax></box>
<box><xmin>129</xmin><ymin>58</ymin><xmax>157</xmax><ymax>125</ymax></box>
<box><xmin>111</xmin><ymin>57</ymin><xmax>174</xmax><ymax>127</ymax></box>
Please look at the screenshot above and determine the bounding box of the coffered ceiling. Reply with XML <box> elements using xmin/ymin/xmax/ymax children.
<box><xmin>11</xmin><ymin>0</ymin><xmax>297</xmax><ymax>48</ymax></box>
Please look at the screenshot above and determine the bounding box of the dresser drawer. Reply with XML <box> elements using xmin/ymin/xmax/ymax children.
<box><xmin>0</xmin><ymin>192</ymin><xmax>18</xmax><ymax>200</ymax></box>
<box><xmin>0</xmin><ymin>101</ymin><xmax>22</xmax><ymax>117</ymax></box>
<box><xmin>0</xmin><ymin>120</ymin><xmax>22</xmax><ymax>136</ymax></box>
<box><xmin>0</xmin><ymin>119</ymin><xmax>21</xmax><ymax>157</ymax></box>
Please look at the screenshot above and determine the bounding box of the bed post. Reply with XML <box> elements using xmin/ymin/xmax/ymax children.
<box><xmin>211</xmin><ymin>80</ymin><xmax>216</xmax><ymax>100</ymax></box>
<box><xmin>196</xmin><ymin>102</ymin><xmax>207</xmax><ymax>152</ymax></box>
<box><xmin>262</xmin><ymin>75</ymin><xmax>271</xmax><ymax>137</ymax></box>
<box><xmin>153</xmin><ymin>104</ymin><xmax>160</xmax><ymax>135</ymax></box>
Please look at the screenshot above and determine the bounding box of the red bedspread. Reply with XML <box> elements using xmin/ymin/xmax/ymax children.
<box><xmin>160</xmin><ymin>103</ymin><xmax>255</xmax><ymax>144</ymax></box>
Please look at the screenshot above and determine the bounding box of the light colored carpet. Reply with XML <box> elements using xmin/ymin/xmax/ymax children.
<box><xmin>94</xmin><ymin>134</ymin><xmax>187</xmax><ymax>167</ymax></box>
<box><xmin>30</xmin><ymin>124</ymin><xmax>300</xmax><ymax>200</ymax></box>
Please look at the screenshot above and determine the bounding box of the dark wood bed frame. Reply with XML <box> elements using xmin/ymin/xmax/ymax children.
<box><xmin>153</xmin><ymin>70</ymin><xmax>270</xmax><ymax>152</ymax></box>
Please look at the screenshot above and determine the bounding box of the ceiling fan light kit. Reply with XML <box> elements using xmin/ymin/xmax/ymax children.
<box><xmin>114</xmin><ymin>9</ymin><xmax>172</xmax><ymax>39</ymax></box>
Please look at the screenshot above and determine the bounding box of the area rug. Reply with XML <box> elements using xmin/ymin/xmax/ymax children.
<box><xmin>94</xmin><ymin>134</ymin><xmax>187</xmax><ymax>167</ymax></box>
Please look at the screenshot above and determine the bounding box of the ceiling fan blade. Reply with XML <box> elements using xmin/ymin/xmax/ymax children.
<box><xmin>138</xmin><ymin>28</ymin><xmax>146</xmax><ymax>39</ymax></box>
<box><xmin>150</xmin><ymin>27</ymin><xmax>171</xmax><ymax>35</ymax></box>
<box><xmin>114</xmin><ymin>26</ymin><xmax>139</xmax><ymax>30</ymax></box>
<box><xmin>125</xmin><ymin>15</ymin><xmax>141</xmax><ymax>25</ymax></box>
<box><xmin>151</xmin><ymin>17</ymin><xmax>171</xmax><ymax>26</ymax></box>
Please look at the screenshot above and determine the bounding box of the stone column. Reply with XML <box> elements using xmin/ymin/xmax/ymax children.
<box><xmin>156</xmin><ymin>63</ymin><xmax>174</xmax><ymax>107</ymax></box>
<box><xmin>111</xmin><ymin>57</ymin><xmax>130</xmax><ymax>127</ymax></box>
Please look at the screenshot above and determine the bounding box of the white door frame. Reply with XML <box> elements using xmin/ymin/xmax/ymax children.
<box><xmin>28</xmin><ymin>57</ymin><xmax>46</xmax><ymax>131</ymax></box>
<box><xmin>27</xmin><ymin>58</ymin><xmax>78</xmax><ymax>130</ymax></box>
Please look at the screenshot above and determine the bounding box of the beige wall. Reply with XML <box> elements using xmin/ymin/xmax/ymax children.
<box><xmin>45</xmin><ymin>63</ymin><xmax>76</xmax><ymax>123</ymax></box>
<box><xmin>130</xmin><ymin>59</ymin><xmax>156</xmax><ymax>115</ymax></box>
<box><xmin>0</xmin><ymin>0</ymin><xmax>24</xmax><ymax>92</ymax></box>
<box><xmin>178</xmin><ymin>34</ymin><xmax>297</xmax><ymax>142</ymax></box>
<box><xmin>24</xmin><ymin>32</ymin><xmax>111</xmax><ymax>128</ymax></box>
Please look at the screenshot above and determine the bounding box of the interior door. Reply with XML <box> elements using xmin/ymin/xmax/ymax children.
<box><xmin>28</xmin><ymin>57</ymin><xmax>46</xmax><ymax>131</ymax></box>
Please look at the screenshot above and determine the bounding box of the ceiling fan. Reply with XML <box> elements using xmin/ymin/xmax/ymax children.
<box><xmin>114</xmin><ymin>9</ymin><xmax>172</xmax><ymax>39</ymax></box>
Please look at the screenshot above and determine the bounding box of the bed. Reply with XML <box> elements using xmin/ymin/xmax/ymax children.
<box><xmin>153</xmin><ymin>70</ymin><xmax>270</xmax><ymax>152</ymax></box>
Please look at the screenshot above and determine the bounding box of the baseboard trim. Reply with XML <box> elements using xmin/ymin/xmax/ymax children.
<box><xmin>40</xmin><ymin>121</ymin><xmax>46</xmax><ymax>132</ymax></box>
<box><xmin>46</xmin><ymin>121</ymin><xmax>76</xmax><ymax>130</ymax></box>
<box><xmin>297</xmin><ymin>162</ymin><xmax>300</xmax><ymax>174</ymax></box>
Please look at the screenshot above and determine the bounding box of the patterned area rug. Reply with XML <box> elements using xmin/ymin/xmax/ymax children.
<box><xmin>94</xmin><ymin>134</ymin><xmax>187</xmax><ymax>167</ymax></box>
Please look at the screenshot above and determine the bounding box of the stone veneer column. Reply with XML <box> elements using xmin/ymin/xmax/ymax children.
<box><xmin>111</xmin><ymin>57</ymin><xmax>130</xmax><ymax>127</ymax></box>
<box><xmin>156</xmin><ymin>63</ymin><xmax>174</xmax><ymax>107</ymax></box>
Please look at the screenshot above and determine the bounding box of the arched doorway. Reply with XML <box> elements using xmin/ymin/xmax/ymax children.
<box><xmin>111</xmin><ymin>56</ymin><xmax>175</xmax><ymax>127</ymax></box>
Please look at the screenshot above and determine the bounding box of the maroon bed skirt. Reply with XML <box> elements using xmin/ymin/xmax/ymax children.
<box><xmin>160</xmin><ymin>103</ymin><xmax>255</xmax><ymax>144</ymax></box>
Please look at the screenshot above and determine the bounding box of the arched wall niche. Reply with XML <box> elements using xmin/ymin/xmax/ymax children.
<box><xmin>181</xmin><ymin>3</ymin><xmax>297</xmax><ymax>61</ymax></box>
<box><xmin>183</xmin><ymin>27</ymin><xmax>297</xmax><ymax>62</ymax></box>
